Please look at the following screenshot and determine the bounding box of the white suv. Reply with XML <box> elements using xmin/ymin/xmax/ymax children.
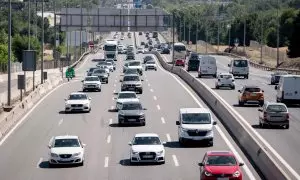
<box><xmin>215</xmin><ymin>73</ymin><xmax>235</xmax><ymax>89</ymax></box>
<box><xmin>176</xmin><ymin>108</ymin><xmax>217</xmax><ymax>146</ymax></box>
<box><xmin>82</xmin><ymin>76</ymin><xmax>101</xmax><ymax>92</ymax></box>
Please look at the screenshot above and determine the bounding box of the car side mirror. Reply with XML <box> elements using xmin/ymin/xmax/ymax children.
<box><xmin>88</xmin><ymin>97</ymin><xmax>92</xmax><ymax>100</ymax></box>
<box><xmin>162</xmin><ymin>141</ymin><xmax>166</xmax><ymax>145</ymax></box>
<box><xmin>47</xmin><ymin>145</ymin><xmax>51</xmax><ymax>149</ymax></box>
<box><xmin>198</xmin><ymin>162</ymin><xmax>204</xmax><ymax>166</ymax></box>
<box><xmin>81</xmin><ymin>80</ymin><xmax>84</xmax><ymax>82</ymax></box>
<box><xmin>143</xmin><ymin>108</ymin><xmax>147</xmax><ymax>110</ymax></box>
<box><xmin>238</xmin><ymin>90</ymin><xmax>241</xmax><ymax>93</ymax></box>
<box><xmin>258</xmin><ymin>109</ymin><xmax>263</xmax><ymax>112</ymax></box>
<box><xmin>82</xmin><ymin>143</ymin><xmax>86</xmax><ymax>147</ymax></box>
<box><xmin>262</xmin><ymin>90</ymin><xmax>264</xmax><ymax>92</ymax></box>
<box><xmin>275</xmin><ymin>85</ymin><xmax>278</xmax><ymax>90</ymax></box>
<box><xmin>213</xmin><ymin>121</ymin><xmax>217</xmax><ymax>125</ymax></box>
<box><xmin>176</xmin><ymin>121</ymin><xmax>180</xmax><ymax>125</ymax></box>
<box><xmin>64</xmin><ymin>98</ymin><xmax>67</xmax><ymax>101</ymax></box>
<box><xmin>228</xmin><ymin>64</ymin><xmax>231</xmax><ymax>67</ymax></box>
<box><xmin>128</xmin><ymin>142</ymin><xmax>132</xmax><ymax>146</ymax></box>
<box><xmin>141</xmin><ymin>79</ymin><xmax>144</xmax><ymax>81</ymax></box>
<box><xmin>120</xmin><ymin>79</ymin><xmax>123</xmax><ymax>82</ymax></box>
<box><xmin>239</xmin><ymin>162</ymin><xmax>244</xmax><ymax>166</ymax></box>
<box><xmin>114</xmin><ymin>97</ymin><xmax>117</xmax><ymax>99</ymax></box>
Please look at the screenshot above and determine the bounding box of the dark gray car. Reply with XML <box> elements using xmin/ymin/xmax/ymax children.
<box><xmin>92</xmin><ymin>69</ymin><xmax>109</xmax><ymax>84</ymax></box>
<box><xmin>118</xmin><ymin>101</ymin><xmax>146</xmax><ymax>126</ymax></box>
<box><xmin>121</xmin><ymin>74</ymin><xmax>143</xmax><ymax>94</ymax></box>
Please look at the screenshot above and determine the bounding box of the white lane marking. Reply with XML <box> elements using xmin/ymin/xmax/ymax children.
<box><xmin>58</xmin><ymin>119</ymin><xmax>63</xmax><ymax>126</ymax></box>
<box><xmin>114</xmin><ymin>84</ymin><xmax>116</xmax><ymax>87</ymax></box>
<box><xmin>148</xmin><ymin>83</ymin><xmax>151</xmax><ymax>86</ymax></box>
<box><xmin>0</xmin><ymin>81</ymin><xmax>68</xmax><ymax>146</ymax></box>
<box><xmin>146</xmin><ymin>79</ymin><xmax>148</xmax><ymax>82</ymax></box>
<box><xmin>113</xmin><ymin>90</ymin><xmax>116</xmax><ymax>93</ymax></box>
<box><xmin>172</xmin><ymin>155</ymin><xmax>179</xmax><ymax>167</ymax></box>
<box><xmin>109</xmin><ymin>118</ymin><xmax>113</xmax><ymax>125</ymax></box>
<box><xmin>115</xmin><ymin>75</ymin><xmax>118</xmax><ymax>78</ymax></box>
<box><xmin>153</xmin><ymin>96</ymin><xmax>157</xmax><ymax>100</ymax></box>
<box><xmin>166</xmin><ymin>133</ymin><xmax>171</xmax><ymax>142</ymax></box>
<box><xmin>104</xmin><ymin>157</ymin><xmax>109</xmax><ymax>167</ymax></box>
<box><xmin>150</xmin><ymin>89</ymin><xmax>154</xmax><ymax>92</ymax></box>
<box><xmin>115</xmin><ymin>79</ymin><xmax>117</xmax><ymax>82</ymax></box>
<box><xmin>107</xmin><ymin>135</ymin><xmax>111</xmax><ymax>144</ymax></box>
<box><xmin>156</xmin><ymin>105</ymin><xmax>161</xmax><ymax>110</ymax></box>
<box><xmin>112</xmin><ymin>97</ymin><xmax>115</xmax><ymax>100</ymax></box>
<box><xmin>158</xmin><ymin>55</ymin><xmax>256</xmax><ymax>180</ymax></box>
<box><xmin>161</xmin><ymin>117</ymin><xmax>166</xmax><ymax>124</ymax></box>
<box><xmin>37</xmin><ymin>157</ymin><xmax>43</xmax><ymax>168</ymax></box>
<box><xmin>111</xmin><ymin>106</ymin><xmax>114</xmax><ymax>110</ymax></box>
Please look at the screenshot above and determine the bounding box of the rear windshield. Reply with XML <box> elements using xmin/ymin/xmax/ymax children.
<box><xmin>174</xmin><ymin>45</ymin><xmax>186</xmax><ymax>52</ymax></box>
<box><xmin>219</xmin><ymin>74</ymin><xmax>232</xmax><ymax>79</ymax></box>
<box><xmin>93</xmin><ymin>69</ymin><xmax>106</xmax><ymax>74</ymax></box>
<box><xmin>267</xmin><ymin>105</ymin><xmax>287</xmax><ymax>112</ymax></box>
<box><xmin>244</xmin><ymin>87</ymin><xmax>261</xmax><ymax>92</ymax></box>
<box><xmin>233</xmin><ymin>60</ymin><xmax>248</xmax><ymax>67</ymax></box>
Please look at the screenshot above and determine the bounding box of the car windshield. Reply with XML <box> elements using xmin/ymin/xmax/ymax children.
<box><xmin>88</xmin><ymin>68</ymin><xmax>97</xmax><ymax>72</ymax></box>
<box><xmin>138</xmin><ymin>48</ymin><xmax>143</xmax><ymax>50</ymax></box>
<box><xmin>104</xmin><ymin>45</ymin><xmax>117</xmax><ymax>51</ymax></box>
<box><xmin>127</xmin><ymin>56</ymin><xmax>135</xmax><ymax>60</ymax></box>
<box><xmin>106</xmin><ymin>60</ymin><xmax>114</xmax><ymax>64</ymax></box>
<box><xmin>68</xmin><ymin>94</ymin><xmax>88</xmax><ymax>100</ymax></box>
<box><xmin>118</xmin><ymin>93</ymin><xmax>137</xmax><ymax>99</ymax></box>
<box><xmin>93</xmin><ymin>69</ymin><xmax>106</xmax><ymax>74</ymax></box>
<box><xmin>182</xmin><ymin>113</ymin><xmax>211</xmax><ymax>124</ymax></box>
<box><xmin>132</xmin><ymin>136</ymin><xmax>161</xmax><ymax>145</ymax></box>
<box><xmin>267</xmin><ymin>105</ymin><xmax>287</xmax><ymax>112</ymax></box>
<box><xmin>144</xmin><ymin>56</ymin><xmax>153</xmax><ymax>61</ymax></box>
<box><xmin>206</xmin><ymin>155</ymin><xmax>237</xmax><ymax>166</ymax></box>
<box><xmin>244</xmin><ymin>87</ymin><xmax>261</xmax><ymax>92</ymax></box>
<box><xmin>106</xmin><ymin>54</ymin><xmax>115</xmax><ymax>58</ymax></box>
<box><xmin>129</xmin><ymin>62</ymin><xmax>141</xmax><ymax>66</ymax></box>
<box><xmin>146</xmin><ymin>61</ymin><xmax>155</xmax><ymax>64</ymax></box>
<box><xmin>53</xmin><ymin>139</ymin><xmax>80</xmax><ymax>148</ymax></box>
<box><xmin>123</xmin><ymin>76</ymin><xmax>139</xmax><ymax>81</ymax></box>
<box><xmin>220</xmin><ymin>74</ymin><xmax>232</xmax><ymax>79</ymax></box>
<box><xmin>125</xmin><ymin>69</ymin><xmax>139</xmax><ymax>74</ymax></box>
<box><xmin>97</xmin><ymin>62</ymin><xmax>106</xmax><ymax>65</ymax></box>
<box><xmin>233</xmin><ymin>60</ymin><xmax>248</xmax><ymax>67</ymax></box>
<box><xmin>121</xmin><ymin>103</ymin><xmax>142</xmax><ymax>110</ymax></box>
<box><xmin>85</xmin><ymin>77</ymin><xmax>99</xmax><ymax>81</ymax></box>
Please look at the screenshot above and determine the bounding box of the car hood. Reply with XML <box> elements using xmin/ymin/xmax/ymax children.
<box><xmin>93</xmin><ymin>73</ymin><xmax>108</xmax><ymax>77</ymax></box>
<box><xmin>205</xmin><ymin>165</ymin><xmax>239</xmax><ymax>174</ymax></box>
<box><xmin>51</xmin><ymin>147</ymin><xmax>83</xmax><ymax>155</ymax></box>
<box><xmin>128</xmin><ymin>66</ymin><xmax>142</xmax><ymax>69</ymax></box>
<box><xmin>119</xmin><ymin>109</ymin><xmax>144</xmax><ymax>116</ymax></box>
<box><xmin>181</xmin><ymin>123</ymin><xmax>213</xmax><ymax>131</ymax></box>
<box><xmin>146</xmin><ymin>64</ymin><xmax>156</xmax><ymax>66</ymax></box>
<box><xmin>84</xmin><ymin>81</ymin><xmax>100</xmax><ymax>84</ymax></box>
<box><xmin>117</xmin><ymin>98</ymin><xmax>139</xmax><ymax>104</ymax></box>
<box><xmin>66</xmin><ymin>100</ymin><xmax>89</xmax><ymax>104</ymax></box>
<box><xmin>131</xmin><ymin>145</ymin><xmax>164</xmax><ymax>152</ymax></box>
<box><xmin>122</xmin><ymin>81</ymin><xmax>141</xmax><ymax>85</ymax></box>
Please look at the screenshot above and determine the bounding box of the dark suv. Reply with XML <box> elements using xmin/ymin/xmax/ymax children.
<box><xmin>118</xmin><ymin>101</ymin><xmax>146</xmax><ymax>126</ymax></box>
<box><xmin>121</xmin><ymin>74</ymin><xmax>143</xmax><ymax>94</ymax></box>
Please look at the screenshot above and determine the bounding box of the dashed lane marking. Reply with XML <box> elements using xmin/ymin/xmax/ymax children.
<box><xmin>104</xmin><ymin>157</ymin><xmax>109</xmax><ymax>167</ymax></box>
<box><xmin>172</xmin><ymin>155</ymin><xmax>179</xmax><ymax>167</ymax></box>
<box><xmin>107</xmin><ymin>135</ymin><xmax>111</xmax><ymax>144</ymax></box>
<box><xmin>37</xmin><ymin>158</ymin><xmax>43</xmax><ymax>168</ymax></box>
<box><xmin>161</xmin><ymin>117</ymin><xmax>166</xmax><ymax>124</ymax></box>
<box><xmin>166</xmin><ymin>133</ymin><xmax>171</xmax><ymax>142</ymax></box>
<box><xmin>58</xmin><ymin>119</ymin><xmax>63</xmax><ymax>126</ymax></box>
<box><xmin>153</xmin><ymin>96</ymin><xmax>157</xmax><ymax>100</ymax></box>
<box><xmin>156</xmin><ymin>105</ymin><xmax>161</xmax><ymax>110</ymax></box>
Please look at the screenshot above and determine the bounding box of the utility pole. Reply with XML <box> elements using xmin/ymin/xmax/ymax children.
<box><xmin>243</xmin><ymin>18</ymin><xmax>246</xmax><ymax>53</ymax></box>
<box><xmin>7</xmin><ymin>0</ymin><xmax>12</xmax><ymax>106</ymax></box>
<box><xmin>80</xmin><ymin>0</ymin><xmax>83</xmax><ymax>55</ymax></box>
<box><xmin>276</xmin><ymin>0</ymin><xmax>280</xmax><ymax>67</ymax></box>
<box><xmin>260</xmin><ymin>17</ymin><xmax>264</xmax><ymax>64</ymax></box>
<box><xmin>35</xmin><ymin>0</ymin><xmax>38</xmax><ymax>39</ymax></box>
<box><xmin>183</xmin><ymin>18</ymin><xmax>186</xmax><ymax>43</ymax></box>
<box><xmin>66</xmin><ymin>0</ymin><xmax>70</xmax><ymax>67</ymax></box>
<box><xmin>172</xmin><ymin>12</ymin><xmax>175</xmax><ymax>69</ymax></box>
<box><xmin>196</xmin><ymin>17</ymin><xmax>198</xmax><ymax>52</ymax></box>
<box><xmin>41</xmin><ymin>0</ymin><xmax>44</xmax><ymax>84</ymax></box>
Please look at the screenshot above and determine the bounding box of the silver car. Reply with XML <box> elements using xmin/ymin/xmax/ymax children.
<box><xmin>258</xmin><ymin>102</ymin><xmax>289</xmax><ymax>129</ymax></box>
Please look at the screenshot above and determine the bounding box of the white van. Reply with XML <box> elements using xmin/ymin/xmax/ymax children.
<box><xmin>228</xmin><ymin>59</ymin><xmax>249</xmax><ymax>79</ymax></box>
<box><xmin>275</xmin><ymin>75</ymin><xmax>300</xmax><ymax>104</ymax></box>
<box><xmin>198</xmin><ymin>56</ymin><xmax>217</xmax><ymax>78</ymax></box>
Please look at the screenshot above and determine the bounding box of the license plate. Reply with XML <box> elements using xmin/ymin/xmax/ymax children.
<box><xmin>143</xmin><ymin>155</ymin><xmax>153</xmax><ymax>158</ymax></box>
<box><xmin>128</xmin><ymin>87</ymin><xmax>135</xmax><ymax>90</ymax></box>
<box><xmin>217</xmin><ymin>178</ymin><xmax>229</xmax><ymax>180</ymax></box>
<box><xmin>88</xmin><ymin>85</ymin><xmax>94</xmax><ymax>87</ymax></box>
<box><xmin>128</xmin><ymin>119</ymin><xmax>136</xmax><ymax>122</ymax></box>
<box><xmin>202</xmin><ymin>70</ymin><xmax>207</xmax><ymax>73</ymax></box>
<box><xmin>250</xmin><ymin>93</ymin><xmax>256</xmax><ymax>96</ymax></box>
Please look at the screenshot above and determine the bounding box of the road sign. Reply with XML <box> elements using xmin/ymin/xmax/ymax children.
<box><xmin>234</xmin><ymin>38</ymin><xmax>239</xmax><ymax>47</ymax></box>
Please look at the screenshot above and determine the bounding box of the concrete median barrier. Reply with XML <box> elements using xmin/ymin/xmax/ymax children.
<box><xmin>149</xmin><ymin>50</ymin><xmax>296</xmax><ymax>180</ymax></box>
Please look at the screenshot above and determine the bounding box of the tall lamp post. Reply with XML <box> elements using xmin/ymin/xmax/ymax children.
<box><xmin>227</xmin><ymin>24</ymin><xmax>231</xmax><ymax>49</ymax></box>
<box><xmin>7</xmin><ymin>0</ymin><xmax>12</xmax><ymax>107</ymax></box>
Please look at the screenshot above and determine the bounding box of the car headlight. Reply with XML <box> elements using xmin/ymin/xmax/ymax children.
<box><xmin>156</xmin><ymin>150</ymin><xmax>163</xmax><ymax>155</ymax></box>
<box><xmin>136</xmin><ymin>84</ymin><xmax>142</xmax><ymax>87</ymax></box>
<box><xmin>233</xmin><ymin>171</ymin><xmax>240</xmax><ymax>177</ymax></box>
<box><xmin>180</xmin><ymin>128</ymin><xmax>188</xmax><ymax>132</ymax></box>
<box><xmin>51</xmin><ymin>153</ymin><xmax>59</xmax><ymax>157</ymax></box>
<box><xmin>204</xmin><ymin>171</ymin><xmax>213</xmax><ymax>177</ymax></box>
<box><xmin>73</xmin><ymin>152</ymin><xmax>82</xmax><ymax>156</ymax></box>
<box><xmin>139</xmin><ymin>114</ymin><xmax>145</xmax><ymax>119</ymax></box>
<box><xmin>84</xmin><ymin>103</ymin><xmax>89</xmax><ymax>106</ymax></box>
<box><xmin>131</xmin><ymin>150</ymin><xmax>139</xmax><ymax>155</ymax></box>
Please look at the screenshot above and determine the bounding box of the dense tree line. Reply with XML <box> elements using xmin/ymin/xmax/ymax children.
<box><xmin>161</xmin><ymin>0</ymin><xmax>300</xmax><ymax>58</ymax></box>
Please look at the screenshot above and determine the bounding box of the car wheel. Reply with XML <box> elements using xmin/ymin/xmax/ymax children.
<box><xmin>82</xmin><ymin>89</ymin><xmax>86</xmax><ymax>92</ymax></box>
<box><xmin>213</xmin><ymin>74</ymin><xmax>217</xmax><ymax>78</ymax></box>
<box><xmin>106</xmin><ymin>80</ymin><xmax>109</xmax><ymax>84</ymax></box>
<box><xmin>141</xmin><ymin>122</ymin><xmax>146</xmax><ymax>126</ymax></box>
<box><xmin>259</xmin><ymin>101</ymin><xmax>264</xmax><ymax>106</ymax></box>
<box><xmin>231</xmin><ymin>85</ymin><xmax>235</xmax><ymax>90</ymax></box>
<box><xmin>179</xmin><ymin>138</ymin><xmax>185</xmax><ymax>146</ymax></box>
<box><xmin>285</xmin><ymin>124</ymin><xmax>289</xmax><ymax>129</ymax></box>
<box><xmin>99</xmin><ymin>88</ymin><xmax>101</xmax><ymax>92</ymax></box>
<box><xmin>48</xmin><ymin>162</ymin><xmax>54</xmax><ymax>168</ymax></box>
<box><xmin>238</xmin><ymin>100</ymin><xmax>244</xmax><ymax>106</ymax></box>
<box><xmin>259</xmin><ymin>121</ymin><xmax>264</xmax><ymax>128</ymax></box>
<box><xmin>79</xmin><ymin>161</ymin><xmax>84</xmax><ymax>166</ymax></box>
<box><xmin>215</xmin><ymin>85</ymin><xmax>219</xmax><ymax>89</ymax></box>
<box><xmin>160</xmin><ymin>161</ymin><xmax>165</xmax><ymax>165</ymax></box>
<box><xmin>208</xmin><ymin>140</ymin><xmax>214</xmax><ymax>147</ymax></box>
<box><xmin>198</xmin><ymin>74</ymin><xmax>201</xmax><ymax>78</ymax></box>
<box><xmin>245</xmin><ymin>75</ymin><xmax>249</xmax><ymax>79</ymax></box>
<box><xmin>145</xmin><ymin>68</ymin><xmax>147</xmax><ymax>71</ymax></box>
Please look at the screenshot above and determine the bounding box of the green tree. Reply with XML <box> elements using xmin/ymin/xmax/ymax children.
<box><xmin>288</xmin><ymin>11</ymin><xmax>300</xmax><ymax>57</ymax></box>
<box><xmin>0</xmin><ymin>29</ymin><xmax>8</xmax><ymax>44</ymax></box>
<box><xmin>12</xmin><ymin>35</ymin><xmax>40</xmax><ymax>62</ymax></box>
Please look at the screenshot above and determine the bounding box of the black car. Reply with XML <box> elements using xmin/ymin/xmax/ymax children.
<box><xmin>161</xmin><ymin>48</ymin><xmax>170</xmax><ymax>54</ymax></box>
<box><xmin>139</xmin><ymin>32</ymin><xmax>143</xmax><ymax>35</ymax></box>
<box><xmin>118</xmin><ymin>101</ymin><xmax>146</xmax><ymax>126</ymax></box>
<box><xmin>145</xmin><ymin>44</ymin><xmax>149</xmax><ymax>48</ymax></box>
<box><xmin>143</xmin><ymin>55</ymin><xmax>154</xmax><ymax>64</ymax></box>
<box><xmin>141</xmin><ymin>42</ymin><xmax>145</xmax><ymax>45</ymax></box>
<box><xmin>87</xmin><ymin>67</ymin><xmax>98</xmax><ymax>76</ymax></box>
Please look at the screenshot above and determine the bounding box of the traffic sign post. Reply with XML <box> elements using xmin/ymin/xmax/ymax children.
<box><xmin>234</xmin><ymin>38</ymin><xmax>239</xmax><ymax>51</ymax></box>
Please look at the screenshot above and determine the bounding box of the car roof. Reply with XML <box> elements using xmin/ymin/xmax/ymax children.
<box><xmin>122</xmin><ymin>100</ymin><xmax>141</xmax><ymax>104</ymax></box>
<box><xmin>206</xmin><ymin>151</ymin><xmax>235</xmax><ymax>156</ymax></box>
<box><xmin>219</xmin><ymin>73</ymin><xmax>232</xmax><ymax>76</ymax></box>
<box><xmin>135</xmin><ymin>133</ymin><xmax>159</xmax><ymax>138</ymax></box>
<box><xmin>54</xmin><ymin>135</ymin><xmax>79</xmax><ymax>140</ymax></box>
<box><xmin>124</xmin><ymin>74</ymin><xmax>139</xmax><ymax>77</ymax></box>
<box><xmin>85</xmin><ymin>76</ymin><xmax>99</xmax><ymax>78</ymax></box>
<box><xmin>70</xmin><ymin>92</ymin><xmax>87</xmax><ymax>95</ymax></box>
<box><xmin>118</xmin><ymin>91</ymin><xmax>136</xmax><ymax>94</ymax></box>
<box><xmin>243</xmin><ymin>85</ymin><xmax>260</xmax><ymax>88</ymax></box>
<box><xmin>265</xmin><ymin>102</ymin><xmax>287</xmax><ymax>107</ymax></box>
<box><xmin>180</xmin><ymin>108</ymin><xmax>210</xmax><ymax>114</ymax></box>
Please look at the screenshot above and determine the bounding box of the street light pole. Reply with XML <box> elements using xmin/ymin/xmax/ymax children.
<box><xmin>7</xmin><ymin>0</ymin><xmax>12</xmax><ymax>106</ymax></box>
<box><xmin>41</xmin><ymin>0</ymin><xmax>44</xmax><ymax>84</ymax></box>
<box><xmin>276</xmin><ymin>0</ymin><xmax>280</xmax><ymax>67</ymax></box>
<box><xmin>80</xmin><ymin>0</ymin><xmax>83</xmax><ymax>55</ymax></box>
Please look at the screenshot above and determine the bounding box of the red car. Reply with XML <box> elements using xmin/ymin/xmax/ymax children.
<box><xmin>198</xmin><ymin>151</ymin><xmax>244</xmax><ymax>180</ymax></box>
<box><xmin>175</xmin><ymin>59</ymin><xmax>185</xmax><ymax>67</ymax></box>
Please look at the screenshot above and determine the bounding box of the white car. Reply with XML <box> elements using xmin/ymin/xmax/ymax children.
<box><xmin>115</xmin><ymin>91</ymin><xmax>140</xmax><ymax>110</ymax></box>
<box><xmin>137</xmin><ymin>47</ymin><xmax>144</xmax><ymax>54</ymax></box>
<box><xmin>215</xmin><ymin>73</ymin><xmax>235</xmax><ymax>89</ymax></box>
<box><xmin>121</xmin><ymin>36</ymin><xmax>124</xmax><ymax>40</ymax></box>
<box><xmin>106</xmin><ymin>62</ymin><xmax>114</xmax><ymax>72</ymax></box>
<box><xmin>48</xmin><ymin>135</ymin><xmax>86</xmax><ymax>167</ymax></box>
<box><xmin>98</xmin><ymin>65</ymin><xmax>110</xmax><ymax>76</ymax></box>
<box><xmin>145</xmin><ymin>61</ymin><xmax>157</xmax><ymax>71</ymax></box>
<box><xmin>127</xmin><ymin>60</ymin><xmax>143</xmax><ymax>74</ymax></box>
<box><xmin>106</xmin><ymin>59</ymin><xmax>116</xmax><ymax>70</ymax></box>
<box><xmin>128</xmin><ymin>133</ymin><xmax>166</xmax><ymax>164</ymax></box>
<box><xmin>65</xmin><ymin>92</ymin><xmax>91</xmax><ymax>113</ymax></box>
<box><xmin>82</xmin><ymin>76</ymin><xmax>101</xmax><ymax>92</ymax></box>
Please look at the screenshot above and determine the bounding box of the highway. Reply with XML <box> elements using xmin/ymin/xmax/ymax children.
<box><xmin>0</xmin><ymin>32</ymin><xmax>261</xmax><ymax>180</ymax></box>
<box><xmin>157</xmin><ymin>33</ymin><xmax>300</xmax><ymax>175</ymax></box>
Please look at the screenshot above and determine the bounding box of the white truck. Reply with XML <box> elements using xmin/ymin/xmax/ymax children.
<box><xmin>275</xmin><ymin>75</ymin><xmax>300</xmax><ymax>104</ymax></box>
<box><xmin>103</xmin><ymin>39</ymin><xmax>118</xmax><ymax>61</ymax></box>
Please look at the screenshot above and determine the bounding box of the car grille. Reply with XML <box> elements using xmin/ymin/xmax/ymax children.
<box><xmin>59</xmin><ymin>154</ymin><xmax>72</xmax><ymax>158</ymax></box>
<box><xmin>71</xmin><ymin>104</ymin><xmax>83</xmax><ymax>107</ymax></box>
<box><xmin>139</xmin><ymin>152</ymin><xmax>156</xmax><ymax>160</ymax></box>
<box><xmin>125</xmin><ymin>84</ymin><xmax>136</xmax><ymax>87</ymax></box>
<box><xmin>212</xmin><ymin>173</ymin><xmax>232</xmax><ymax>177</ymax></box>
<box><xmin>124</xmin><ymin>115</ymin><xmax>141</xmax><ymax>122</ymax></box>
<box><xmin>187</xmin><ymin>130</ymin><xmax>208</xmax><ymax>136</ymax></box>
<box><xmin>85</xmin><ymin>84</ymin><xmax>97</xmax><ymax>87</ymax></box>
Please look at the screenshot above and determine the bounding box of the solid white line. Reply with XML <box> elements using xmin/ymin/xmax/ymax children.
<box><xmin>37</xmin><ymin>157</ymin><xmax>43</xmax><ymax>168</ymax></box>
<box><xmin>172</xmin><ymin>155</ymin><xmax>179</xmax><ymax>167</ymax></box>
<box><xmin>104</xmin><ymin>157</ymin><xmax>109</xmax><ymax>167</ymax></box>
<box><xmin>109</xmin><ymin>118</ymin><xmax>113</xmax><ymax>125</ymax></box>
<box><xmin>166</xmin><ymin>133</ymin><xmax>171</xmax><ymax>142</ymax></box>
<box><xmin>153</xmin><ymin>96</ymin><xmax>157</xmax><ymax>100</ymax></box>
<box><xmin>107</xmin><ymin>135</ymin><xmax>111</xmax><ymax>144</ymax></box>
<box><xmin>157</xmin><ymin>55</ymin><xmax>256</xmax><ymax>179</ymax></box>
<box><xmin>148</xmin><ymin>83</ymin><xmax>150</xmax><ymax>86</ymax></box>
<box><xmin>156</xmin><ymin>105</ymin><xmax>161</xmax><ymax>110</ymax></box>
<box><xmin>150</xmin><ymin>89</ymin><xmax>154</xmax><ymax>92</ymax></box>
<box><xmin>58</xmin><ymin>119</ymin><xmax>63</xmax><ymax>126</ymax></box>
<box><xmin>161</xmin><ymin>117</ymin><xmax>166</xmax><ymax>124</ymax></box>
<box><xmin>0</xmin><ymin>82</ymin><xmax>68</xmax><ymax>146</ymax></box>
